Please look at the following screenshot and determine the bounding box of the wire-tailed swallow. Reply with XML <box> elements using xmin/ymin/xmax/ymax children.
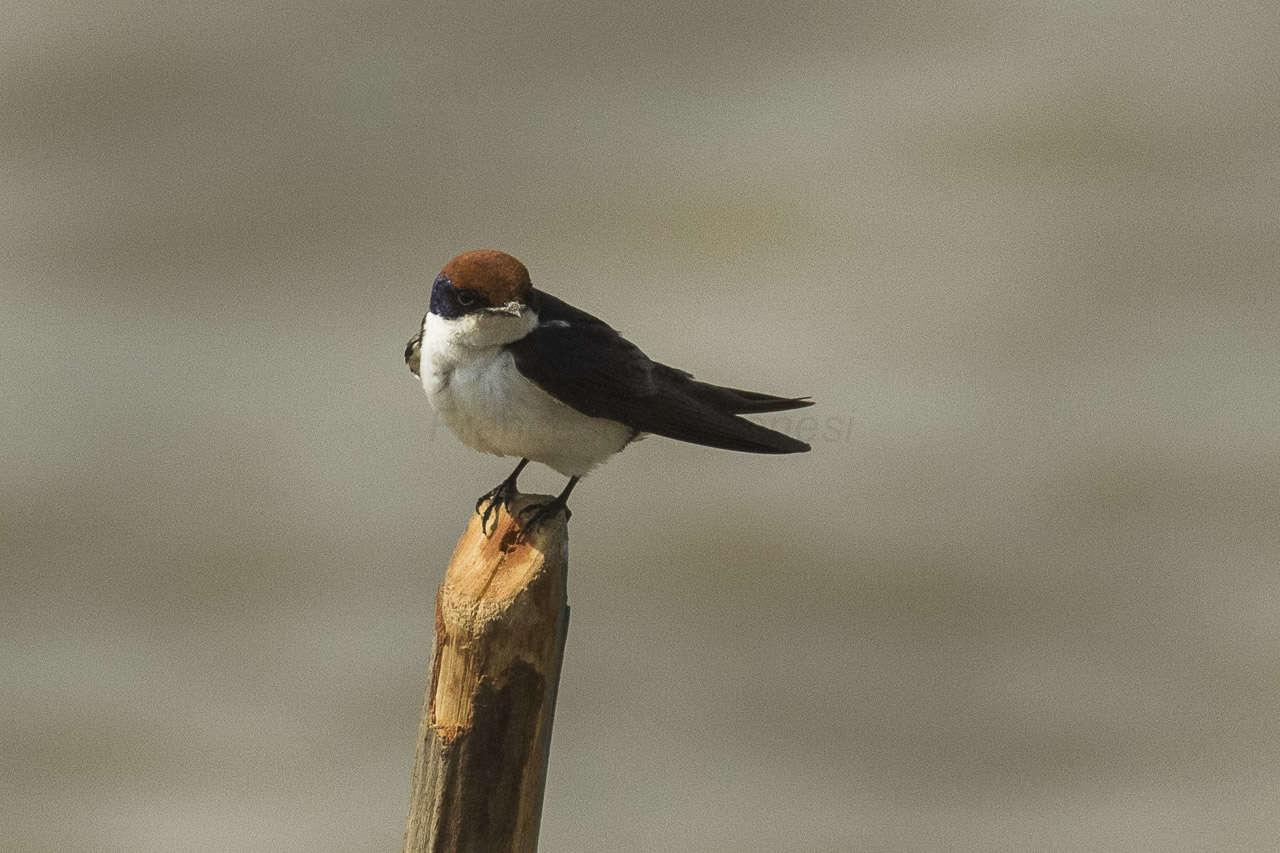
<box><xmin>405</xmin><ymin>250</ymin><xmax>813</xmax><ymax>533</ymax></box>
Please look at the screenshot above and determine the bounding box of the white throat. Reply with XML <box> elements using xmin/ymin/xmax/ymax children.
<box><xmin>425</xmin><ymin>308</ymin><xmax>537</xmax><ymax>355</ymax></box>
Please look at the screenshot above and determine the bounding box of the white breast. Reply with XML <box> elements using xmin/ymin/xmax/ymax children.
<box><xmin>420</xmin><ymin>312</ymin><xmax>633</xmax><ymax>477</ymax></box>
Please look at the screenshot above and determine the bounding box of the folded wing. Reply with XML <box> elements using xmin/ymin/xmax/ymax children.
<box><xmin>506</xmin><ymin>290</ymin><xmax>813</xmax><ymax>454</ymax></box>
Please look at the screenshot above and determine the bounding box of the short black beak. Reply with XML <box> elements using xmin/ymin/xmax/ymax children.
<box><xmin>485</xmin><ymin>302</ymin><xmax>525</xmax><ymax>317</ymax></box>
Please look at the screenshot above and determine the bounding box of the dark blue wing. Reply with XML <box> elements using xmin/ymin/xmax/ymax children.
<box><xmin>505</xmin><ymin>290</ymin><xmax>812</xmax><ymax>454</ymax></box>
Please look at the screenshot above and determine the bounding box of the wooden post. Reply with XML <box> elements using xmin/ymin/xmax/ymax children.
<box><xmin>403</xmin><ymin>493</ymin><xmax>569</xmax><ymax>853</ymax></box>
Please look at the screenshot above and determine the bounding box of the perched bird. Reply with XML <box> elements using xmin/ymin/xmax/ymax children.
<box><xmin>405</xmin><ymin>250</ymin><xmax>813</xmax><ymax>534</ymax></box>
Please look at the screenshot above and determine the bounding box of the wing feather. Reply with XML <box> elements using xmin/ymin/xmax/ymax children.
<box><xmin>505</xmin><ymin>291</ymin><xmax>811</xmax><ymax>454</ymax></box>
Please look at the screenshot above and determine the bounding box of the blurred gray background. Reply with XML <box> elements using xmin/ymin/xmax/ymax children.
<box><xmin>3</xmin><ymin>1</ymin><xmax>1278</xmax><ymax>850</ymax></box>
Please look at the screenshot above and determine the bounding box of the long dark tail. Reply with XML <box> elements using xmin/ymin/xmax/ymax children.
<box><xmin>632</xmin><ymin>377</ymin><xmax>814</xmax><ymax>454</ymax></box>
<box><xmin>687</xmin><ymin>382</ymin><xmax>815</xmax><ymax>414</ymax></box>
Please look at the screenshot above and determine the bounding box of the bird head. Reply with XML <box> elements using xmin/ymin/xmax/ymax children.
<box><xmin>425</xmin><ymin>250</ymin><xmax>536</xmax><ymax>348</ymax></box>
<box><xmin>430</xmin><ymin>250</ymin><xmax>532</xmax><ymax>320</ymax></box>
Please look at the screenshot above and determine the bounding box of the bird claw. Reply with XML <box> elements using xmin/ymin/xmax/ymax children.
<box><xmin>476</xmin><ymin>480</ymin><xmax>517</xmax><ymax>536</ymax></box>
<box><xmin>514</xmin><ymin>499</ymin><xmax>570</xmax><ymax>541</ymax></box>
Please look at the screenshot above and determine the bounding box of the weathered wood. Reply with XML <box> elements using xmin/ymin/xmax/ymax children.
<box><xmin>403</xmin><ymin>493</ymin><xmax>569</xmax><ymax>853</ymax></box>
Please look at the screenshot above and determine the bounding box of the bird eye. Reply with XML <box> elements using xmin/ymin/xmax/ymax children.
<box><xmin>456</xmin><ymin>290</ymin><xmax>477</xmax><ymax>307</ymax></box>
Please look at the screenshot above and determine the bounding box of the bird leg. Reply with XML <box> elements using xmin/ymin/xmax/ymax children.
<box><xmin>516</xmin><ymin>476</ymin><xmax>579</xmax><ymax>540</ymax></box>
<box><xmin>476</xmin><ymin>458</ymin><xmax>529</xmax><ymax>535</ymax></box>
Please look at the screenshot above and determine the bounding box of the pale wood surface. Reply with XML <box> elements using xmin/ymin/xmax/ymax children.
<box><xmin>403</xmin><ymin>494</ymin><xmax>569</xmax><ymax>853</ymax></box>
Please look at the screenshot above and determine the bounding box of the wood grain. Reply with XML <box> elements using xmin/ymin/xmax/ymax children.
<box><xmin>403</xmin><ymin>494</ymin><xmax>569</xmax><ymax>853</ymax></box>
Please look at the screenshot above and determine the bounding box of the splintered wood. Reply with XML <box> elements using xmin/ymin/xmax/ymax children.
<box><xmin>404</xmin><ymin>494</ymin><xmax>569</xmax><ymax>853</ymax></box>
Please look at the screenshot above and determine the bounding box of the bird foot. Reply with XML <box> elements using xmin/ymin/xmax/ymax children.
<box><xmin>476</xmin><ymin>479</ymin><xmax>519</xmax><ymax>536</ymax></box>
<box><xmin>514</xmin><ymin>499</ymin><xmax>571</xmax><ymax>542</ymax></box>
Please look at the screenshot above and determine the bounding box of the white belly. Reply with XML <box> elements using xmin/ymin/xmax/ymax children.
<box><xmin>423</xmin><ymin>344</ymin><xmax>633</xmax><ymax>477</ymax></box>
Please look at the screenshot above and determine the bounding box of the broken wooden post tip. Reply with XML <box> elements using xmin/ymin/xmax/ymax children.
<box><xmin>450</xmin><ymin>492</ymin><xmax>568</xmax><ymax>588</ymax></box>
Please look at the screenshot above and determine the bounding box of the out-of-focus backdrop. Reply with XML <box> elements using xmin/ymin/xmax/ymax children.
<box><xmin>4</xmin><ymin>2</ymin><xmax>1278</xmax><ymax>850</ymax></box>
